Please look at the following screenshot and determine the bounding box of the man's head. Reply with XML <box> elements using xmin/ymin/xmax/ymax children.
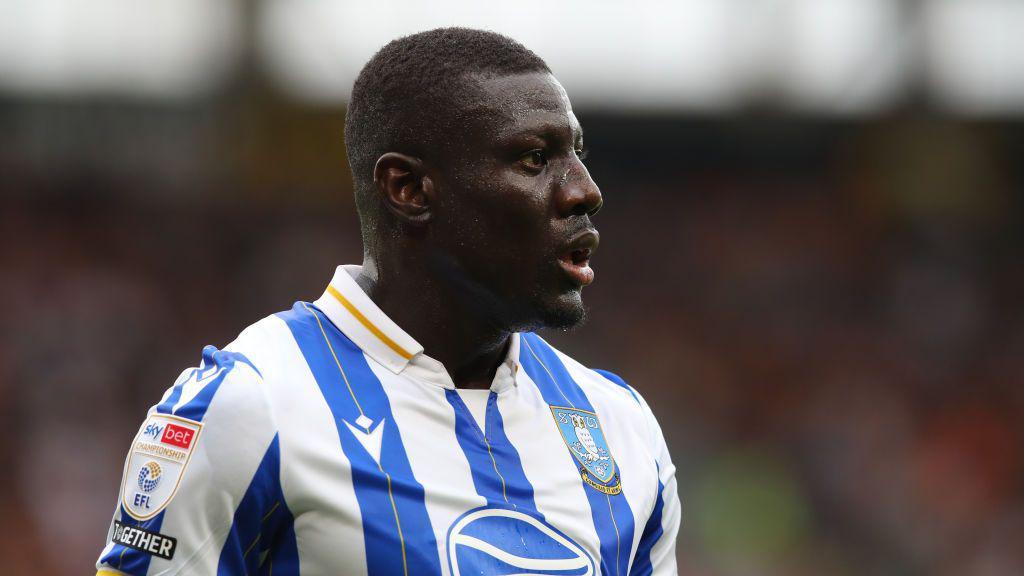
<box><xmin>346</xmin><ymin>28</ymin><xmax>603</xmax><ymax>331</ymax></box>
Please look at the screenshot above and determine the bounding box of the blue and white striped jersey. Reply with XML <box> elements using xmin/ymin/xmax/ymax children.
<box><xmin>97</xmin><ymin>265</ymin><xmax>680</xmax><ymax>576</ymax></box>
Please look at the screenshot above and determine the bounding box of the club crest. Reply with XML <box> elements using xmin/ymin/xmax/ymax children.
<box><xmin>550</xmin><ymin>406</ymin><xmax>622</xmax><ymax>495</ymax></box>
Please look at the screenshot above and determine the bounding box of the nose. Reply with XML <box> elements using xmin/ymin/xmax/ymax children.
<box><xmin>555</xmin><ymin>160</ymin><xmax>603</xmax><ymax>218</ymax></box>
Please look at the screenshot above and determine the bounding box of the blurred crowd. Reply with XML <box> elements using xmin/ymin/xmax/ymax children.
<box><xmin>2</xmin><ymin>98</ymin><xmax>1022</xmax><ymax>575</ymax></box>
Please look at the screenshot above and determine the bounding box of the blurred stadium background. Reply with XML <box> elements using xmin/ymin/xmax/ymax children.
<box><xmin>2</xmin><ymin>1</ymin><xmax>1023</xmax><ymax>574</ymax></box>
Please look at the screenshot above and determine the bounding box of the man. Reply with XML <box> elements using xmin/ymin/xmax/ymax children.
<box><xmin>97</xmin><ymin>27</ymin><xmax>679</xmax><ymax>575</ymax></box>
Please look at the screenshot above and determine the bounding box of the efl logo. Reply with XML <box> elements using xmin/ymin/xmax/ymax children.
<box><xmin>161</xmin><ymin>423</ymin><xmax>195</xmax><ymax>449</ymax></box>
<box><xmin>125</xmin><ymin>415</ymin><xmax>202</xmax><ymax>520</ymax></box>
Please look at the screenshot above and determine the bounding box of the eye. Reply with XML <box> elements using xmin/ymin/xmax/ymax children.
<box><xmin>520</xmin><ymin>149</ymin><xmax>547</xmax><ymax>170</ymax></box>
<box><xmin>575</xmin><ymin>147</ymin><xmax>589</xmax><ymax>161</ymax></box>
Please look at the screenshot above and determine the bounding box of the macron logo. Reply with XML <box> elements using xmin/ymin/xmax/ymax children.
<box><xmin>343</xmin><ymin>417</ymin><xmax>385</xmax><ymax>465</ymax></box>
<box><xmin>161</xmin><ymin>423</ymin><xmax>195</xmax><ymax>449</ymax></box>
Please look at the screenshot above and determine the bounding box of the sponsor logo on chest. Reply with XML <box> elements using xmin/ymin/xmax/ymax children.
<box><xmin>447</xmin><ymin>507</ymin><xmax>595</xmax><ymax>576</ymax></box>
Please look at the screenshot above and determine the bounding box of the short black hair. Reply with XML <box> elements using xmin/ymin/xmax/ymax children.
<box><xmin>344</xmin><ymin>27</ymin><xmax>550</xmax><ymax>234</ymax></box>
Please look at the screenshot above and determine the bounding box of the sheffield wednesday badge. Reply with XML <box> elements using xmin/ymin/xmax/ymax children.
<box><xmin>550</xmin><ymin>406</ymin><xmax>622</xmax><ymax>495</ymax></box>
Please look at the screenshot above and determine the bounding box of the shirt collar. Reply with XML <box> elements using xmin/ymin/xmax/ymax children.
<box><xmin>312</xmin><ymin>265</ymin><xmax>521</xmax><ymax>390</ymax></box>
<box><xmin>402</xmin><ymin>332</ymin><xmax>520</xmax><ymax>391</ymax></box>
<box><xmin>313</xmin><ymin>265</ymin><xmax>424</xmax><ymax>373</ymax></box>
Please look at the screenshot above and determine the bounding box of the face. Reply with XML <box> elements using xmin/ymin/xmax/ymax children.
<box><xmin>426</xmin><ymin>72</ymin><xmax>603</xmax><ymax>331</ymax></box>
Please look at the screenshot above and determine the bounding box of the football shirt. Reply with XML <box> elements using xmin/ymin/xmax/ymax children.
<box><xmin>97</xmin><ymin>265</ymin><xmax>680</xmax><ymax>575</ymax></box>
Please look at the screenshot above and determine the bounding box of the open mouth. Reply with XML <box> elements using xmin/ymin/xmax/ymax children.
<box><xmin>558</xmin><ymin>247</ymin><xmax>595</xmax><ymax>286</ymax></box>
<box><xmin>561</xmin><ymin>231</ymin><xmax>598</xmax><ymax>284</ymax></box>
<box><xmin>570</xmin><ymin>248</ymin><xmax>591</xmax><ymax>266</ymax></box>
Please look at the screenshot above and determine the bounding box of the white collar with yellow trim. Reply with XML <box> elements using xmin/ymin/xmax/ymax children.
<box><xmin>312</xmin><ymin>265</ymin><xmax>521</xmax><ymax>391</ymax></box>
<box><xmin>313</xmin><ymin>265</ymin><xmax>424</xmax><ymax>374</ymax></box>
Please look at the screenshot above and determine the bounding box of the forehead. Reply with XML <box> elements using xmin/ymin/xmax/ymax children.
<box><xmin>460</xmin><ymin>72</ymin><xmax>581</xmax><ymax>141</ymax></box>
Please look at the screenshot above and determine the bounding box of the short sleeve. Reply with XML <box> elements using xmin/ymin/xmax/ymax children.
<box><xmin>595</xmin><ymin>369</ymin><xmax>681</xmax><ymax>576</ymax></box>
<box><xmin>631</xmin><ymin>388</ymin><xmax>681</xmax><ymax>575</ymax></box>
<box><xmin>96</xmin><ymin>345</ymin><xmax>287</xmax><ymax>575</ymax></box>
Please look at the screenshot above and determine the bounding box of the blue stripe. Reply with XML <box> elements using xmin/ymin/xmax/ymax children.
<box><xmin>172</xmin><ymin>369</ymin><xmax>230</xmax><ymax>422</ymax></box>
<box><xmin>445</xmin><ymin>390</ymin><xmax>507</xmax><ymax>506</ymax></box>
<box><xmin>279</xmin><ymin>302</ymin><xmax>441</xmax><ymax>576</ymax></box>
<box><xmin>519</xmin><ymin>332</ymin><xmax>636</xmax><ymax>576</ymax></box>
<box><xmin>98</xmin><ymin>508</ymin><xmax>166</xmax><ymax>574</ymax></box>
<box><xmin>157</xmin><ymin>346</ymin><xmax>260</xmax><ymax>421</ymax></box>
<box><xmin>484</xmin><ymin>391</ymin><xmax>541</xmax><ymax>512</ymax></box>
<box><xmin>628</xmin><ymin>470</ymin><xmax>665</xmax><ymax>576</ymax></box>
<box><xmin>594</xmin><ymin>369</ymin><xmax>640</xmax><ymax>405</ymax></box>
<box><xmin>261</xmin><ymin>521</ymin><xmax>299</xmax><ymax>576</ymax></box>
<box><xmin>155</xmin><ymin>370</ymin><xmax>190</xmax><ymax>414</ymax></box>
<box><xmin>103</xmin><ymin>348</ymin><xmax>261</xmax><ymax>573</ymax></box>
<box><xmin>444</xmin><ymin>390</ymin><xmax>540</xmax><ymax>514</ymax></box>
<box><xmin>218</xmin><ymin>434</ymin><xmax>296</xmax><ymax>575</ymax></box>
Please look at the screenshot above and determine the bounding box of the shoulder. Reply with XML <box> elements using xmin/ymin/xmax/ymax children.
<box><xmin>152</xmin><ymin>304</ymin><xmax>331</xmax><ymax>431</ymax></box>
<box><xmin>518</xmin><ymin>332</ymin><xmax>644</xmax><ymax>411</ymax></box>
<box><xmin>133</xmin><ymin>315</ymin><xmax>295</xmax><ymax>493</ymax></box>
<box><xmin>518</xmin><ymin>332</ymin><xmax>665</xmax><ymax>464</ymax></box>
<box><xmin>151</xmin><ymin>313</ymin><xmax>295</xmax><ymax>427</ymax></box>
<box><xmin>223</xmin><ymin>312</ymin><xmax>299</xmax><ymax>377</ymax></box>
<box><xmin>99</xmin><ymin>319</ymin><xmax>297</xmax><ymax>570</ymax></box>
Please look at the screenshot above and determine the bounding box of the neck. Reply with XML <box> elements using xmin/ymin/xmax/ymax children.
<box><xmin>355</xmin><ymin>255</ymin><xmax>512</xmax><ymax>390</ymax></box>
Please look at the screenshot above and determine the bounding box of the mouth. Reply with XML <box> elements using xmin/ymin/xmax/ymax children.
<box><xmin>558</xmin><ymin>230</ymin><xmax>599</xmax><ymax>287</ymax></box>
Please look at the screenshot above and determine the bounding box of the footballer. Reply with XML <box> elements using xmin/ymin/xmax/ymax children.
<box><xmin>97</xmin><ymin>28</ymin><xmax>680</xmax><ymax>575</ymax></box>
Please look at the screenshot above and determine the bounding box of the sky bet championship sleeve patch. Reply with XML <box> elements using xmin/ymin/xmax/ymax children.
<box><xmin>120</xmin><ymin>414</ymin><xmax>203</xmax><ymax>521</ymax></box>
<box><xmin>112</xmin><ymin>519</ymin><xmax>177</xmax><ymax>560</ymax></box>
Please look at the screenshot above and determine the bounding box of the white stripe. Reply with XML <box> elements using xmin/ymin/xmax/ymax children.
<box><xmin>370</xmin><ymin>359</ymin><xmax>483</xmax><ymax>576</ymax></box>
<box><xmin>634</xmin><ymin>384</ymin><xmax>681</xmax><ymax>575</ymax></box>
<box><xmin>454</xmin><ymin>388</ymin><xmax>489</xmax><ymax>433</ymax></box>
<box><xmin>560</xmin><ymin>352</ymin><xmax>656</xmax><ymax>563</ymax></box>
<box><xmin>648</xmin><ymin>471</ymin><xmax>680</xmax><ymax>574</ymax></box>
<box><xmin>155</xmin><ymin>358</ymin><xmax>278</xmax><ymax>574</ymax></box>
<box><xmin>500</xmin><ymin>370</ymin><xmax>603</xmax><ymax>566</ymax></box>
<box><xmin>267</xmin><ymin>315</ymin><xmax>370</xmax><ymax>576</ymax></box>
<box><xmin>170</xmin><ymin>364</ymin><xmax>226</xmax><ymax>414</ymax></box>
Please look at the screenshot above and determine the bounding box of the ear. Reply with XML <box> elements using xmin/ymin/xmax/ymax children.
<box><xmin>373</xmin><ymin>152</ymin><xmax>434</xmax><ymax>225</ymax></box>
